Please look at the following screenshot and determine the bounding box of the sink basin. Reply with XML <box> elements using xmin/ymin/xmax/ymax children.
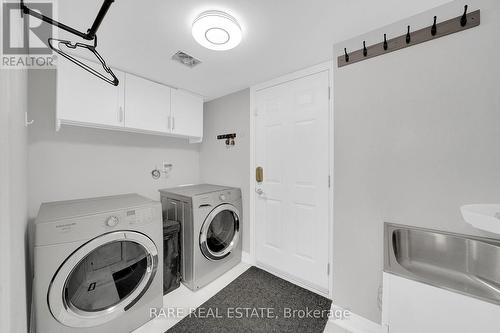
<box><xmin>461</xmin><ymin>204</ymin><xmax>500</xmax><ymax>234</ymax></box>
<box><xmin>384</xmin><ymin>223</ymin><xmax>500</xmax><ymax>305</ymax></box>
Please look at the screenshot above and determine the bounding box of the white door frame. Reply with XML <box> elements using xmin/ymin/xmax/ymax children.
<box><xmin>249</xmin><ymin>61</ymin><xmax>334</xmax><ymax>299</ymax></box>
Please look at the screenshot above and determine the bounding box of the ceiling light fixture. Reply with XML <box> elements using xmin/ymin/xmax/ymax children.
<box><xmin>192</xmin><ymin>10</ymin><xmax>242</xmax><ymax>51</ymax></box>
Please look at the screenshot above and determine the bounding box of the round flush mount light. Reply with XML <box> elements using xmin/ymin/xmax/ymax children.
<box><xmin>192</xmin><ymin>10</ymin><xmax>242</xmax><ymax>51</ymax></box>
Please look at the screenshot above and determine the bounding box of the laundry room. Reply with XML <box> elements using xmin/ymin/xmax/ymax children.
<box><xmin>2</xmin><ymin>0</ymin><xmax>500</xmax><ymax>333</ymax></box>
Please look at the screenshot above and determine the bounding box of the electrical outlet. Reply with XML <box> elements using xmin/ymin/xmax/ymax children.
<box><xmin>162</xmin><ymin>162</ymin><xmax>172</xmax><ymax>170</ymax></box>
<box><xmin>162</xmin><ymin>162</ymin><xmax>173</xmax><ymax>178</ymax></box>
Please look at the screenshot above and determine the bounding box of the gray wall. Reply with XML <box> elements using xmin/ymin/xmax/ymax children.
<box><xmin>333</xmin><ymin>0</ymin><xmax>500</xmax><ymax>323</ymax></box>
<box><xmin>200</xmin><ymin>89</ymin><xmax>251</xmax><ymax>252</ymax></box>
<box><xmin>27</xmin><ymin>70</ymin><xmax>201</xmax><ymax>219</ymax></box>
<box><xmin>0</xmin><ymin>69</ymin><xmax>29</xmax><ymax>333</ymax></box>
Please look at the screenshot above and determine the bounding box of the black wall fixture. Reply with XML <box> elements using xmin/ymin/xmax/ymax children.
<box><xmin>338</xmin><ymin>6</ymin><xmax>480</xmax><ymax>68</ymax></box>
<box><xmin>405</xmin><ymin>26</ymin><xmax>411</xmax><ymax>44</ymax></box>
<box><xmin>460</xmin><ymin>5</ymin><xmax>469</xmax><ymax>27</ymax></box>
<box><xmin>217</xmin><ymin>133</ymin><xmax>237</xmax><ymax>147</ymax></box>
<box><xmin>217</xmin><ymin>133</ymin><xmax>237</xmax><ymax>140</ymax></box>
<box><xmin>344</xmin><ymin>48</ymin><xmax>349</xmax><ymax>62</ymax></box>
<box><xmin>20</xmin><ymin>0</ymin><xmax>119</xmax><ymax>86</ymax></box>
<box><xmin>431</xmin><ymin>16</ymin><xmax>438</xmax><ymax>36</ymax></box>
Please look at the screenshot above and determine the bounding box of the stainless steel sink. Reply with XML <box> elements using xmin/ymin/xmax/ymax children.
<box><xmin>384</xmin><ymin>223</ymin><xmax>500</xmax><ymax>305</ymax></box>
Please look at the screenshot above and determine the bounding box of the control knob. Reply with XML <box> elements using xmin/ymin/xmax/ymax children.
<box><xmin>106</xmin><ymin>216</ymin><xmax>119</xmax><ymax>227</ymax></box>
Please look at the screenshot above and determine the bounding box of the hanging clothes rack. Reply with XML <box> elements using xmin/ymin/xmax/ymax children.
<box><xmin>20</xmin><ymin>0</ymin><xmax>119</xmax><ymax>86</ymax></box>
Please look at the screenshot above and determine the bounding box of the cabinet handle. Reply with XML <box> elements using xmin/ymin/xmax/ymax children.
<box><xmin>118</xmin><ymin>107</ymin><xmax>124</xmax><ymax>123</ymax></box>
<box><xmin>172</xmin><ymin>116</ymin><xmax>175</xmax><ymax>131</ymax></box>
<box><xmin>168</xmin><ymin>116</ymin><xmax>171</xmax><ymax>130</ymax></box>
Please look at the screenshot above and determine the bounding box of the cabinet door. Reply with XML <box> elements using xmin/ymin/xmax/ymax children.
<box><xmin>383</xmin><ymin>273</ymin><xmax>500</xmax><ymax>333</ymax></box>
<box><xmin>57</xmin><ymin>59</ymin><xmax>125</xmax><ymax>127</ymax></box>
<box><xmin>124</xmin><ymin>74</ymin><xmax>171</xmax><ymax>133</ymax></box>
<box><xmin>171</xmin><ymin>89</ymin><xmax>203</xmax><ymax>138</ymax></box>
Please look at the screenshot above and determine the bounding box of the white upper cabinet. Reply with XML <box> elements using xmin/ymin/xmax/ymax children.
<box><xmin>57</xmin><ymin>59</ymin><xmax>125</xmax><ymax>128</ymax></box>
<box><xmin>56</xmin><ymin>58</ymin><xmax>203</xmax><ymax>142</ymax></box>
<box><xmin>171</xmin><ymin>89</ymin><xmax>203</xmax><ymax>138</ymax></box>
<box><xmin>124</xmin><ymin>74</ymin><xmax>171</xmax><ymax>133</ymax></box>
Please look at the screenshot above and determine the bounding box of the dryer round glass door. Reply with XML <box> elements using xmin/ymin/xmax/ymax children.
<box><xmin>48</xmin><ymin>231</ymin><xmax>158</xmax><ymax>328</ymax></box>
<box><xmin>200</xmin><ymin>203</ymin><xmax>240</xmax><ymax>260</ymax></box>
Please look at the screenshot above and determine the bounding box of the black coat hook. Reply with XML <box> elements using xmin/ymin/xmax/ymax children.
<box><xmin>363</xmin><ymin>41</ymin><xmax>367</xmax><ymax>57</ymax></box>
<box><xmin>344</xmin><ymin>48</ymin><xmax>349</xmax><ymax>62</ymax></box>
<box><xmin>406</xmin><ymin>26</ymin><xmax>411</xmax><ymax>44</ymax></box>
<box><xmin>460</xmin><ymin>5</ymin><xmax>468</xmax><ymax>27</ymax></box>
<box><xmin>383</xmin><ymin>34</ymin><xmax>388</xmax><ymax>50</ymax></box>
<box><xmin>431</xmin><ymin>16</ymin><xmax>437</xmax><ymax>36</ymax></box>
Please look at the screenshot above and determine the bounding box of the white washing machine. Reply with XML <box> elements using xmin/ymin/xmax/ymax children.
<box><xmin>159</xmin><ymin>184</ymin><xmax>242</xmax><ymax>290</ymax></box>
<box><xmin>32</xmin><ymin>194</ymin><xmax>163</xmax><ymax>333</ymax></box>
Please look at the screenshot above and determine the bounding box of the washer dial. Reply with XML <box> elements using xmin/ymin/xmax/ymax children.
<box><xmin>106</xmin><ymin>216</ymin><xmax>119</xmax><ymax>227</ymax></box>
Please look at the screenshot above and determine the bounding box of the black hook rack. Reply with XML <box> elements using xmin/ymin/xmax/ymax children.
<box><xmin>217</xmin><ymin>133</ymin><xmax>237</xmax><ymax>147</ymax></box>
<box><xmin>217</xmin><ymin>133</ymin><xmax>237</xmax><ymax>140</ymax></box>
<box><xmin>461</xmin><ymin>5</ymin><xmax>468</xmax><ymax>27</ymax></box>
<box><xmin>405</xmin><ymin>26</ymin><xmax>411</xmax><ymax>44</ymax></box>
<box><xmin>338</xmin><ymin>5</ymin><xmax>480</xmax><ymax>68</ymax></box>
<box><xmin>431</xmin><ymin>16</ymin><xmax>437</xmax><ymax>36</ymax></box>
<box><xmin>20</xmin><ymin>0</ymin><xmax>119</xmax><ymax>86</ymax></box>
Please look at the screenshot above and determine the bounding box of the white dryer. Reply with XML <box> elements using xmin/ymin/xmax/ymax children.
<box><xmin>33</xmin><ymin>194</ymin><xmax>163</xmax><ymax>333</ymax></box>
<box><xmin>160</xmin><ymin>184</ymin><xmax>242</xmax><ymax>290</ymax></box>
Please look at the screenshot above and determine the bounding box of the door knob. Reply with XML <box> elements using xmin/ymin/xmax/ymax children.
<box><xmin>255</xmin><ymin>188</ymin><xmax>267</xmax><ymax>199</ymax></box>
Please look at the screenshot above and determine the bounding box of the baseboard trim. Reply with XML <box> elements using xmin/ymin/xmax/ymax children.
<box><xmin>241</xmin><ymin>251</ymin><xmax>254</xmax><ymax>265</ymax></box>
<box><xmin>256</xmin><ymin>261</ymin><xmax>330</xmax><ymax>298</ymax></box>
<box><xmin>331</xmin><ymin>305</ymin><xmax>388</xmax><ymax>333</ymax></box>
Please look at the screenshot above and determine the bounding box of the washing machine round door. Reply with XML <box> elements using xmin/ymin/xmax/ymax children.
<box><xmin>200</xmin><ymin>204</ymin><xmax>240</xmax><ymax>260</ymax></box>
<box><xmin>48</xmin><ymin>231</ymin><xmax>158</xmax><ymax>328</ymax></box>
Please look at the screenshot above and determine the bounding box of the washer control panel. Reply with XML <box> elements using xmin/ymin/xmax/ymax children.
<box><xmin>103</xmin><ymin>208</ymin><xmax>153</xmax><ymax>228</ymax></box>
<box><xmin>123</xmin><ymin>208</ymin><xmax>153</xmax><ymax>226</ymax></box>
<box><xmin>194</xmin><ymin>189</ymin><xmax>242</xmax><ymax>208</ymax></box>
<box><xmin>35</xmin><ymin>198</ymin><xmax>161</xmax><ymax>246</ymax></box>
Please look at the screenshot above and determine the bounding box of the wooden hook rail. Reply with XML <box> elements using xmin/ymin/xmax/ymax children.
<box><xmin>338</xmin><ymin>6</ymin><xmax>480</xmax><ymax>68</ymax></box>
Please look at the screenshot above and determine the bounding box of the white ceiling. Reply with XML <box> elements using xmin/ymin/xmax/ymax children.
<box><xmin>58</xmin><ymin>0</ymin><xmax>450</xmax><ymax>100</ymax></box>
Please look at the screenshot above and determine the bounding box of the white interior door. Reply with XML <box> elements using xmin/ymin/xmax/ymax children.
<box><xmin>255</xmin><ymin>70</ymin><xmax>330</xmax><ymax>295</ymax></box>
